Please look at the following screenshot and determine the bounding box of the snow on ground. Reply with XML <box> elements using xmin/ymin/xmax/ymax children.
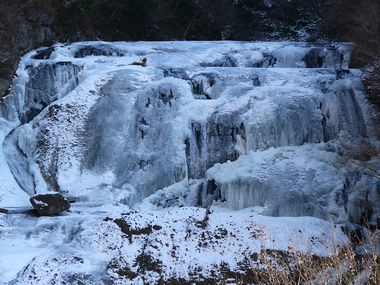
<box><xmin>0</xmin><ymin>205</ymin><xmax>348</xmax><ymax>284</ymax></box>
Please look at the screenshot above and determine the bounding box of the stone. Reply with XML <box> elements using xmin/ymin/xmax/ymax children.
<box><xmin>30</xmin><ymin>193</ymin><xmax>70</xmax><ymax>216</ymax></box>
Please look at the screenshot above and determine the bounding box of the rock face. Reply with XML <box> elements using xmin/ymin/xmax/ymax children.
<box><xmin>30</xmin><ymin>193</ymin><xmax>70</xmax><ymax>216</ymax></box>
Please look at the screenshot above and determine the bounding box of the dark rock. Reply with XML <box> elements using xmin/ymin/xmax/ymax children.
<box><xmin>113</xmin><ymin>218</ymin><xmax>161</xmax><ymax>242</ymax></box>
<box><xmin>33</xmin><ymin>47</ymin><xmax>55</xmax><ymax>60</ymax></box>
<box><xmin>0</xmin><ymin>207</ymin><xmax>36</xmax><ymax>215</ymax></box>
<box><xmin>162</xmin><ymin>68</ymin><xmax>190</xmax><ymax>80</ymax></box>
<box><xmin>200</xmin><ymin>55</ymin><xmax>237</xmax><ymax>67</ymax></box>
<box><xmin>135</xmin><ymin>252</ymin><xmax>162</xmax><ymax>274</ymax></box>
<box><xmin>30</xmin><ymin>193</ymin><xmax>70</xmax><ymax>216</ymax></box>
<box><xmin>74</xmin><ymin>45</ymin><xmax>125</xmax><ymax>58</ymax></box>
<box><xmin>363</xmin><ymin>61</ymin><xmax>380</xmax><ymax>114</ymax></box>
<box><xmin>0</xmin><ymin>208</ymin><xmax>8</xmax><ymax>214</ymax></box>
<box><xmin>303</xmin><ymin>48</ymin><xmax>325</xmax><ymax>68</ymax></box>
<box><xmin>252</xmin><ymin>75</ymin><xmax>261</xmax><ymax>86</ymax></box>
<box><xmin>19</xmin><ymin>62</ymin><xmax>81</xmax><ymax>124</ymax></box>
<box><xmin>262</xmin><ymin>53</ymin><xmax>277</xmax><ymax>67</ymax></box>
<box><xmin>341</xmin><ymin>223</ymin><xmax>364</xmax><ymax>244</ymax></box>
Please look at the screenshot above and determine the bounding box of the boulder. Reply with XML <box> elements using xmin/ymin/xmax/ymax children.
<box><xmin>30</xmin><ymin>193</ymin><xmax>70</xmax><ymax>216</ymax></box>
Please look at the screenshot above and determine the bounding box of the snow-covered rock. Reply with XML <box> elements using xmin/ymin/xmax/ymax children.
<box><xmin>1</xmin><ymin>206</ymin><xmax>348</xmax><ymax>284</ymax></box>
<box><xmin>30</xmin><ymin>193</ymin><xmax>70</xmax><ymax>216</ymax></box>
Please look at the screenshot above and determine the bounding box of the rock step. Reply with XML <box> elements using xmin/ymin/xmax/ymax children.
<box><xmin>33</xmin><ymin>41</ymin><xmax>353</xmax><ymax>70</ymax></box>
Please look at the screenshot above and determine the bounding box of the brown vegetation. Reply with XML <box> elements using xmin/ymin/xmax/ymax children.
<box><xmin>326</xmin><ymin>0</ymin><xmax>380</xmax><ymax>65</ymax></box>
<box><xmin>229</xmin><ymin>230</ymin><xmax>380</xmax><ymax>285</ymax></box>
<box><xmin>325</xmin><ymin>0</ymin><xmax>380</xmax><ymax>107</ymax></box>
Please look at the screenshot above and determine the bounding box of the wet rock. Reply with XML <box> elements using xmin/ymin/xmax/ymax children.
<box><xmin>303</xmin><ymin>48</ymin><xmax>325</xmax><ymax>68</ymax></box>
<box><xmin>33</xmin><ymin>47</ymin><xmax>54</xmax><ymax>60</ymax></box>
<box><xmin>200</xmin><ymin>54</ymin><xmax>237</xmax><ymax>67</ymax></box>
<box><xmin>30</xmin><ymin>193</ymin><xmax>70</xmax><ymax>216</ymax></box>
<box><xmin>0</xmin><ymin>208</ymin><xmax>8</xmax><ymax>214</ymax></box>
<box><xmin>74</xmin><ymin>44</ymin><xmax>125</xmax><ymax>58</ymax></box>
<box><xmin>15</xmin><ymin>61</ymin><xmax>81</xmax><ymax>123</ymax></box>
<box><xmin>162</xmin><ymin>68</ymin><xmax>190</xmax><ymax>80</ymax></box>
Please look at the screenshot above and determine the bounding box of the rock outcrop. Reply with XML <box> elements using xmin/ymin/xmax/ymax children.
<box><xmin>30</xmin><ymin>193</ymin><xmax>70</xmax><ymax>216</ymax></box>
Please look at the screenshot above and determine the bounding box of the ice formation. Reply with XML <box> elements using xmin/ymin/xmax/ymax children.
<box><xmin>0</xmin><ymin>41</ymin><xmax>378</xmax><ymax>283</ymax></box>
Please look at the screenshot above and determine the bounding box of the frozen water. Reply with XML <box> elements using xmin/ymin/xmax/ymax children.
<box><xmin>0</xmin><ymin>41</ymin><xmax>378</xmax><ymax>282</ymax></box>
<box><xmin>205</xmin><ymin>144</ymin><xmax>347</xmax><ymax>218</ymax></box>
<box><xmin>0</xmin><ymin>41</ymin><xmax>376</xmax><ymax>215</ymax></box>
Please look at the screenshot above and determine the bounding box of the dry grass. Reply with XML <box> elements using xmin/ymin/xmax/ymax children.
<box><xmin>227</xmin><ymin>229</ymin><xmax>379</xmax><ymax>285</ymax></box>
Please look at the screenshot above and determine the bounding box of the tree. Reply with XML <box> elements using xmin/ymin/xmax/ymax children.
<box><xmin>326</xmin><ymin>0</ymin><xmax>380</xmax><ymax>64</ymax></box>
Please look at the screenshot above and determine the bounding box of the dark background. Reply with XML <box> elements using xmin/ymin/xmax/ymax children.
<box><xmin>0</xmin><ymin>0</ymin><xmax>379</xmax><ymax>101</ymax></box>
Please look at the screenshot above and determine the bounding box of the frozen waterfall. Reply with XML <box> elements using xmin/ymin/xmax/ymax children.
<box><xmin>0</xmin><ymin>41</ymin><xmax>378</xmax><ymax>226</ymax></box>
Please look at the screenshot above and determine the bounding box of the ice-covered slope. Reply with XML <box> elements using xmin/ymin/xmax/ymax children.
<box><xmin>0</xmin><ymin>41</ymin><xmax>378</xmax><ymax>283</ymax></box>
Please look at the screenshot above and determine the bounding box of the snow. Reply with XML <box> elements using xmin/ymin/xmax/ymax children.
<box><xmin>0</xmin><ymin>205</ymin><xmax>348</xmax><ymax>284</ymax></box>
<box><xmin>0</xmin><ymin>41</ymin><xmax>377</xmax><ymax>283</ymax></box>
